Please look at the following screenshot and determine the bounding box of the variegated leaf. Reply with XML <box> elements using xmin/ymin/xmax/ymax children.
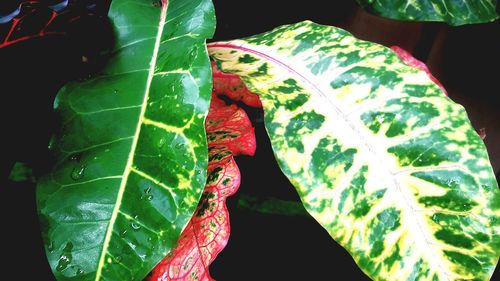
<box><xmin>390</xmin><ymin>46</ymin><xmax>447</xmax><ymax>96</ymax></box>
<box><xmin>36</xmin><ymin>0</ymin><xmax>215</xmax><ymax>280</ymax></box>
<box><xmin>147</xmin><ymin>95</ymin><xmax>256</xmax><ymax>281</ymax></box>
<box><xmin>356</xmin><ymin>0</ymin><xmax>499</xmax><ymax>26</ymax></box>
<box><xmin>208</xmin><ymin>21</ymin><xmax>500</xmax><ymax>280</ymax></box>
<box><xmin>211</xmin><ymin>61</ymin><xmax>262</xmax><ymax>107</ymax></box>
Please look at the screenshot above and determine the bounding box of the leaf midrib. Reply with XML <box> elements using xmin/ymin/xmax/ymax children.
<box><xmin>208</xmin><ymin>42</ymin><xmax>452</xmax><ymax>279</ymax></box>
<box><xmin>94</xmin><ymin>2</ymin><xmax>169</xmax><ymax>280</ymax></box>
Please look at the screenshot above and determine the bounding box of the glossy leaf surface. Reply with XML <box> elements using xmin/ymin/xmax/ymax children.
<box><xmin>211</xmin><ymin>61</ymin><xmax>262</xmax><ymax>107</ymax></box>
<box><xmin>209</xmin><ymin>21</ymin><xmax>500</xmax><ymax>280</ymax></box>
<box><xmin>148</xmin><ymin>95</ymin><xmax>256</xmax><ymax>281</ymax></box>
<box><xmin>390</xmin><ymin>46</ymin><xmax>447</xmax><ymax>95</ymax></box>
<box><xmin>36</xmin><ymin>0</ymin><xmax>215</xmax><ymax>280</ymax></box>
<box><xmin>356</xmin><ymin>0</ymin><xmax>499</xmax><ymax>25</ymax></box>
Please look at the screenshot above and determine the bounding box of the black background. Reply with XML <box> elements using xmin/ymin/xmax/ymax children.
<box><xmin>1</xmin><ymin>0</ymin><xmax>499</xmax><ymax>280</ymax></box>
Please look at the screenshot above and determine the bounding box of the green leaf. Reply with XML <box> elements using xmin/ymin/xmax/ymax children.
<box><xmin>237</xmin><ymin>194</ymin><xmax>309</xmax><ymax>217</ymax></box>
<box><xmin>8</xmin><ymin>162</ymin><xmax>35</xmax><ymax>183</ymax></box>
<box><xmin>36</xmin><ymin>0</ymin><xmax>215</xmax><ymax>280</ymax></box>
<box><xmin>356</xmin><ymin>0</ymin><xmax>499</xmax><ymax>25</ymax></box>
<box><xmin>148</xmin><ymin>94</ymin><xmax>257</xmax><ymax>280</ymax></box>
<box><xmin>208</xmin><ymin>21</ymin><xmax>500</xmax><ymax>280</ymax></box>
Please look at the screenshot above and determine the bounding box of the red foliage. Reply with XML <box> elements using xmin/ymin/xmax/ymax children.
<box><xmin>149</xmin><ymin>44</ymin><xmax>448</xmax><ymax>281</ymax></box>
<box><xmin>391</xmin><ymin>46</ymin><xmax>448</xmax><ymax>96</ymax></box>
<box><xmin>0</xmin><ymin>1</ymin><xmax>104</xmax><ymax>48</ymax></box>
<box><xmin>211</xmin><ymin>61</ymin><xmax>262</xmax><ymax>108</ymax></box>
<box><xmin>147</xmin><ymin>95</ymin><xmax>256</xmax><ymax>281</ymax></box>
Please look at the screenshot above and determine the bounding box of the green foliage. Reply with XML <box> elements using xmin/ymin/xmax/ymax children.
<box><xmin>356</xmin><ymin>0</ymin><xmax>499</xmax><ymax>25</ymax></box>
<box><xmin>209</xmin><ymin>21</ymin><xmax>500</xmax><ymax>280</ymax></box>
<box><xmin>36</xmin><ymin>0</ymin><xmax>215</xmax><ymax>279</ymax></box>
<box><xmin>30</xmin><ymin>1</ymin><xmax>499</xmax><ymax>279</ymax></box>
<box><xmin>8</xmin><ymin>162</ymin><xmax>35</xmax><ymax>183</ymax></box>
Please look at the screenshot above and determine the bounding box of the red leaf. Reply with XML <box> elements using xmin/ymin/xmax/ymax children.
<box><xmin>147</xmin><ymin>95</ymin><xmax>256</xmax><ymax>281</ymax></box>
<box><xmin>390</xmin><ymin>45</ymin><xmax>448</xmax><ymax>96</ymax></box>
<box><xmin>0</xmin><ymin>1</ymin><xmax>104</xmax><ymax>48</ymax></box>
<box><xmin>211</xmin><ymin>61</ymin><xmax>262</xmax><ymax>108</ymax></box>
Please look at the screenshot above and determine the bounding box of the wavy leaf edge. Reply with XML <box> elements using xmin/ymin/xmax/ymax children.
<box><xmin>208</xmin><ymin>20</ymin><xmax>500</xmax><ymax>280</ymax></box>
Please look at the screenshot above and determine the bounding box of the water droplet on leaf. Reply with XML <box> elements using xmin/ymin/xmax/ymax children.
<box><xmin>188</xmin><ymin>48</ymin><xmax>197</xmax><ymax>60</ymax></box>
<box><xmin>48</xmin><ymin>241</ymin><xmax>54</xmax><ymax>252</ymax></box>
<box><xmin>56</xmin><ymin>255</ymin><xmax>71</xmax><ymax>272</ymax></box>
<box><xmin>157</xmin><ymin>138</ymin><xmax>166</xmax><ymax>148</ymax></box>
<box><xmin>47</xmin><ymin>137</ymin><xmax>56</xmax><ymax>149</ymax></box>
<box><xmin>152</xmin><ymin>0</ymin><xmax>162</xmax><ymax>7</ymax></box>
<box><xmin>131</xmin><ymin>215</ymin><xmax>141</xmax><ymax>230</ymax></box>
<box><xmin>131</xmin><ymin>222</ymin><xmax>141</xmax><ymax>231</ymax></box>
<box><xmin>69</xmin><ymin>153</ymin><xmax>82</xmax><ymax>162</ymax></box>
<box><xmin>55</xmin><ymin>242</ymin><xmax>73</xmax><ymax>272</ymax></box>
<box><xmin>76</xmin><ymin>268</ymin><xmax>85</xmax><ymax>275</ymax></box>
<box><xmin>71</xmin><ymin>164</ymin><xmax>86</xmax><ymax>180</ymax></box>
<box><xmin>141</xmin><ymin>188</ymin><xmax>154</xmax><ymax>201</ymax></box>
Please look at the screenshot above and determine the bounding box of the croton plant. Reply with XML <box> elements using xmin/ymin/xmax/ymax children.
<box><xmin>2</xmin><ymin>0</ymin><xmax>499</xmax><ymax>280</ymax></box>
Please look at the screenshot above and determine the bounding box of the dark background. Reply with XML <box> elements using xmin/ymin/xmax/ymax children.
<box><xmin>1</xmin><ymin>0</ymin><xmax>499</xmax><ymax>280</ymax></box>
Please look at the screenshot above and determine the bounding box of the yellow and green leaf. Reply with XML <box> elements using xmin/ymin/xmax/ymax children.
<box><xmin>356</xmin><ymin>0</ymin><xmax>499</xmax><ymax>26</ymax></box>
<box><xmin>208</xmin><ymin>21</ymin><xmax>500</xmax><ymax>280</ymax></box>
<box><xmin>36</xmin><ymin>0</ymin><xmax>215</xmax><ymax>280</ymax></box>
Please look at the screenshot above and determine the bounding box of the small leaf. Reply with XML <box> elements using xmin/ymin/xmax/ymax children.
<box><xmin>237</xmin><ymin>194</ymin><xmax>309</xmax><ymax>217</ymax></box>
<box><xmin>356</xmin><ymin>0</ymin><xmax>499</xmax><ymax>25</ymax></box>
<box><xmin>148</xmin><ymin>94</ymin><xmax>256</xmax><ymax>281</ymax></box>
<box><xmin>209</xmin><ymin>21</ymin><xmax>500</xmax><ymax>280</ymax></box>
<box><xmin>36</xmin><ymin>0</ymin><xmax>215</xmax><ymax>280</ymax></box>
<box><xmin>8</xmin><ymin>162</ymin><xmax>35</xmax><ymax>183</ymax></box>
